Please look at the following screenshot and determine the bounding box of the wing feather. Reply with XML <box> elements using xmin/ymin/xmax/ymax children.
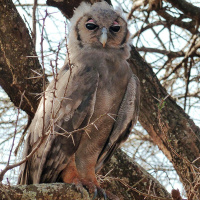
<box><xmin>95</xmin><ymin>74</ymin><xmax>140</xmax><ymax>172</ymax></box>
<box><xmin>18</xmin><ymin>63</ymin><xmax>99</xmax><ymax>184</ymax></box>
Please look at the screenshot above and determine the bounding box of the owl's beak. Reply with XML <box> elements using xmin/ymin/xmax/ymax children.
<box><xmin>100</xmin><ymin>27</ymin><xmax>107</xmax><ymax>47</ymax></box>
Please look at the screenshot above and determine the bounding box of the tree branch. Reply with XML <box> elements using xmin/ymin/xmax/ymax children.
<box><xmin>129</xmin><ymin>46</ymin><xmax>200</xmax><ymax>197</ymax></box>
<box><xmin>46</xmin><ymin>0</ymin><xmax>112</xmax><ymax>19</ymax></box>
<box><xmin>0</xmin><ymin>0</ymin><xmax>48</xmax><ymax>118</ymax></box>
<box><xmin>0</xmin><ymin>183</ymin><xmax>90</xmax><ymax>200</ymax></box>
<box><xmin>136</xmin><ymin>46</ymin><xmax>200</xmax><ymax>58</ymax></box>
<box><xmin>156</xmin><ymin>9</ymin><xmax>197</xmax><ymax>34</ymax></box>
<box><xmin>0</xmin><ymin>150</ymin><xmax>171</xmax><ymax>200</ymax></box>
<box><xmin>165</xmin><ymin>0</ymin><xmax>200</xmax><ymax>23</ymax></box>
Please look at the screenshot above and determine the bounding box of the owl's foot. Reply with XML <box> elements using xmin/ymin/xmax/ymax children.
<box><xmin>92</xmin><ymin>186</ymin><xmax>107</xmax><ymax>200</ymax></box>
<box><xmin>71</xmin><ymin>178</ymin><xmax>84</xmax><ymax>197</ymax></box>
<box><xmin>92</xmin><ymin>186</ymin><xmax>120</xmax><ymax>200</ymax></box>
<box><xmin>72</xmin><ymin>179</ymin><xmax>107</xmax><ymax>199</ymax></box>
<box><xmin>80</xmin><ymin>180</ymin><xmax>107</xmax><ymax>200</ymax></box>
<box><xmin>70</xmin><ymin>177</ymin><xmax>120</xmax><ymax>200</ymax></box>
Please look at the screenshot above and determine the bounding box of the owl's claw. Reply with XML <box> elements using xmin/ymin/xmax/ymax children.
<box><xmin>72</xmin><ymin>179</ymin><xmax>84</xmax><ymax>198</ymax></box>
<box><xmin>92</xmin><ymin>186</ymin><xmax>107</xmax><ymax>200</ymax></box>
<box><xmin>72</xmin><ymin>179</ymin><xmax>120</xmax><ymax>200</ymax></box>
<box><xmin>98</xmin><ymin>187</ymin><xmax>107</xmax><ymax>200</ymax></box>
<box><xmin>92</xmin><ymin>188</ymin><xmax>97</xmax><ymax>200</ymax></box>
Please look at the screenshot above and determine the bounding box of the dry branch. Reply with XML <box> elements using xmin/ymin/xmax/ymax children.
<box><xmin>165</xmin><ymin>0</ymin><xmax>200</xmax><ymax>23</ymax></box>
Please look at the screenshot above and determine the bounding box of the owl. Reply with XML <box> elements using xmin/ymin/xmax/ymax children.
<box><xmin>18</xmin><ymin>1</ymin><xmax>140</xmax><ymax>199</ymax></box>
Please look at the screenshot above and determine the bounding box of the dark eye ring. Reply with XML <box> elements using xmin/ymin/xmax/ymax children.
<box><xmin>109</xmin><ymin>25</ymin><xmax>120</xmax><ymax>32</ymax></box>
<box><xmin>86</xmin><ymin>23</ymin><xmax>99</xmax><ymax>30</ymax></box>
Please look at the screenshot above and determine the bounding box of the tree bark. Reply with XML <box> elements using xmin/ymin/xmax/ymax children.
<box><xmin>0</xmin><ymin>150</ymin><xmax>171</xmax><ymax>200</ymax></box>
<box><xmin>46</xmin><ymin>0</ymin><xmax>112</xmax><ymax>19</ymax></box>
<box><xmin>0</xmin><ymin>0</ymin><xmax>48</xmax><ymax>118</ymax></box>
<box><xmin>129</xmin><ymin>47</ymin><xmax>200</xmax><ymax>197</ymax></box>
<box><xmin>0</xmin><ymin>183</ymin><xmax>90</xmax><ymax>200</ymax></box>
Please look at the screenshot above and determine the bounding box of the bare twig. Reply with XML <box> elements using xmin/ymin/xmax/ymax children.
<box><xmin>102</xmin><ymin>176</ymin><xmax>172</xmax><ymax>200</ymax></box>
<box><xmin>32</xmin><ymin>0</ymin><xmax>37</xmax><ymax>47</ymax></box>
<box><xmin>7</xmin><ymin>91</ymin><xmax>25</xmax><ymax>166</ymax></box>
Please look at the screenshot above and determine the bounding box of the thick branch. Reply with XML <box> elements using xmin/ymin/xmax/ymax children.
<box><xmin>0</xmin><ymin>183</ymin><xmax>89</xmax><ymax>200</ymax></box>
<box><xmin>165</xmin><ymin>0</ymin><xmax>200</xmax><ymax>23</ymax></box>
<box><xmin>0</xmin><ymin>150</ymin><xmax>171</xmax><ymax>200</ymax></box>
<box><xmin>101</xmin><ymin>149</ymin><xmax>171</xmax><ymax>199</ymax></box>
<box><xmin>129</xmin><ymin>46</ymin><xmax>200</xmax><ymax>197</ymax></box>
<box><xmin>0</xmin><ymin>0</ymin><xmax>48</xmax><ymax>118</ymax></box>
<box><xmin>156</xmin><ymin>9</ymin><xmax>197</xmax><ymax>34</ymax></box>
<box><xmin>46</xmin><ymin>0</ymin><xmax>111</xmax><ymax>18</ymax></box>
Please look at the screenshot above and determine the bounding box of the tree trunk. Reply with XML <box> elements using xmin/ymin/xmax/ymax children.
<box><xmin>0</xmin><ymin>0</ymin><xmax>48</xmax><ymax>118</ymax></box>
<box><xmin>129</xmin><ymin>47</ymin><xmax>200</xmax><ymax>197</ymax></box>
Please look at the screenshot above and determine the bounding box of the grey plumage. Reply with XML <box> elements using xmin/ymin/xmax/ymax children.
<box><xmin>18</xmin><ymin>1</ymin><xmax>140</xmax><ymax>195</ymax></box>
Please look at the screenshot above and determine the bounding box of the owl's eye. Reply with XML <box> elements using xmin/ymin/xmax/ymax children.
<box><xmin>109</xmin><ymin>25</ymin><xmax>120</xmax><ymax>32</ymax></box>
<box><xmin>86</xmin><ymin>23</ymin><xmax>99</xmax><ymax>30</ymax></box>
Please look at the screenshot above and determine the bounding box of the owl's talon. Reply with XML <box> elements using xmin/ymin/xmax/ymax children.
<box><xmin>72</xmin><ymin>180</ymin><xmax>84</xmax><ymax>198</ymax></box>
<box><xmin>103</xmin><ymin>191</ymin><xmax>107</xmax><ymax>200</ymax></box>
<box><xmin>92</xmin><ymin>187</ymin><xmax>98</xmax><ymax>200</ymax></box>
<box><xmin>91</xmin><ymin>186</ymin><xmax>107</xmax><ymax>200</ymax></box>
<box><xmin>98</xmin><ymin>187</ymin><xmax>107</xmax><ymax>200</ymax></box>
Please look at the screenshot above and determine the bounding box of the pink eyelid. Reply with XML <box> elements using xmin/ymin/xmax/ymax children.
<box><xmin>113</xmin><ymin>21</ymin><xmax>119</xmax><ymax>25</ymax></box>
<box><xmin>86</xmin><ymin>19</ymin><xmax>119</xmax><ymax>26</ymax></box>
<box><xmin>87</xmin><ymin>19</ymin><xmax>95</xmax><ymax>23</ymax></box>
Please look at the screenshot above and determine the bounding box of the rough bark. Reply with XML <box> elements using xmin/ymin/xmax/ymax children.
<box><xmin>46</xmin><ymin>0</ymin><xmax>112</xmax><ymax>19</ymax></box>
<box><xmin>0</xmin><ymin>183</ymin><xmax>90</xmax><ymax>200</ymax></box>
<box><xmin>0</xmin><ymin>150</ymin><xmax>171</xmax><ymax>200</ymax></box>
<box><xmin>129</xmin><ymin>47</ymin><xmax>200</xmax><ymax>197</ymax></box>
<box><xmin>101</xmin><ymin>149</ymin><xmax>171</xmax><ymax>199</ymax></box>
<box><xmin>0</xmin><ymin>0</ymin><xmax>48</xmax><ymax>118</ymax></box>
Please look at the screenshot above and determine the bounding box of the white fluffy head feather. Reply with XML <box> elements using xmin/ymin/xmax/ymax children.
<box><xmin>67</xmin><ymin>1</ymin><xmax>130</xmax><ymax>62</ymax></box>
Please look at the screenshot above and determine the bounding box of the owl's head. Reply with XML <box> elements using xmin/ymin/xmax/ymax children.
<box><xmin>68</xmin><ymin>1</ymin><xmax>130</xmax><ymax>58</ymax></box>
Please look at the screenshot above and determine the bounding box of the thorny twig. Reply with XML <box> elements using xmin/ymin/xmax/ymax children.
<box><xmin>6</xmin><ymin>91</ymin><xmax>25</xmax><ymax>167</ymax></box>
<box><xmin>53</xmin><ymin>110</ymin><xmax>117</xmax><ymax>145</ymax></box>
<box><xmin>98</xmin><ymin>174</ymin><xmax>172</xmax><ymax>200</ymax></box>
<box><xmin>0</xmin><ymin>183</ymin><xmax>12</xmax><ymax>200</ymax></box>
<box><xmin>0</xmin><ymin>92</ymin><xmax>25</xmax><ymax>198</ymax></box>
<box><xmin>14</xmin><ymin>116</ymin><xmax>32</xmax><ymax>156</ymax></box>
<box><xmin>32</xmin><ymin>0</ymin><xmax>37</xmax><ymax>47</ymax></box>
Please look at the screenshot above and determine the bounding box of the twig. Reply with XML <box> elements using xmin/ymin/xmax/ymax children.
<box><xmin>7</xmin><ymin>91</ymin><xmax>25</xmax><ymax>166</ymax></box>
<box><xmin>0</xmin><ymin>183</ymin><xmax>12</xmax><ymax>200</ymax></box>
<box><xmin>162</xmin><ymin>39</ymin><xmax>200</xmax><ymax>80</ymax></box>
<box><xmin>40</xmin><ymin>10</ymin><xmax>49</xmax><ymax>137</ymax></box>
<box><xmin>104</xmin><ymin>176</ymin><xmax>172</xmax><ymax>200</ymax></box>
<box><xmin>14</xmin><ymin>115</ymin><xmax>32</xmax><ymax>156</ymax></box>
<box><xmin>32</xmin><ymin>0</ymin><xmax>37</xmax><ymax>47</ymax></box>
